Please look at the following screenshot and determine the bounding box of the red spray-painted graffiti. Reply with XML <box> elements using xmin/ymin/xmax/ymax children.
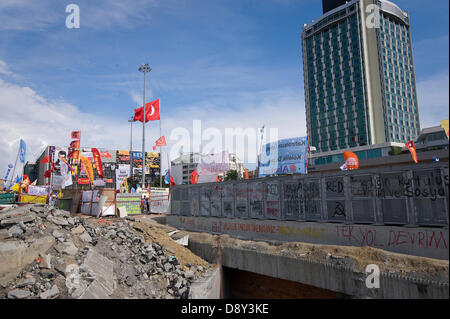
<box><xmin>335</xmin><ymin>225</ymin><xmax>448</xmax><ymax>250</ymax></box>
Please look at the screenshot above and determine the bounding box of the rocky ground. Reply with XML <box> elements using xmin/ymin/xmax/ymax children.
<box><xmin>0</xmin><ymin>203</ymin><xmax>213</xmax><ymax>299</ymax></box>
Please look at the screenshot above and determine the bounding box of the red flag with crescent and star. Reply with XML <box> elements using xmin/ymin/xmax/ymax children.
<box><xmin>155</xmin><ymin>136</ymin><xmax>166</xmax><ymax>147</ymax></box>
<box><xmin>133</xmin><ymin>99</ymin><xmax>160</xmax><ymax>122</ymax></box>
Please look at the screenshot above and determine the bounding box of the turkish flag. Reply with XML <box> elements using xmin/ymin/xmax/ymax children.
<box><xmin>190</xmin><ymin>169</ymin><xmax>199</xmax><ymax>184</ymax></box>
<box><xmin>155</xmin><ymin>136</ymin><xmax>166</xmax><ymax>146</ymax></box>
<box><xmin>133</xmin><ymin>99</ymin><xmax>160</xmax><ymax>122</ymax></box>
<box><xmin>44</xmin><ymin>170</ymin><xmax>51</xmax><ymax>178</ymax></box>
<box><xmin>41</xmin><ymin>156</ymin><xmax>51</xmax><ymax>163</ymax></box>
<box><xmin>170</xmin><ymin>174</ymin><xmax>176</xmax><ymax>186</ymax></box>
<box><xmin>405</xmin><ymin>141</ymin><xmax>418</xmax><ymax>163</ymax></box>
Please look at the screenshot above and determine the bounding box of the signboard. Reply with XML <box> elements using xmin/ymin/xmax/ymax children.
<box><xmin>259</xmin><ymin>136</ymin><xmax>308</xmax><ymax>178</ymax></box>
<box><xmin>27</xmin><ymin>185</ymin><xmax>51</xmax><ymax>196</ymax></box>
<box><xmin>146</xmin><ymin>152</ymin><xmax>160</xmax><ymax>168</ymax></box>
<box><xmin>115</xmin><ymin>164</ymin><xmax>130</xmax><ymax>190</ymax></box>
<box><xmin>52</xmin><ymin>147</ymin><xmax>73</xmax><ymax>188</ymax></box>
<box><xmin>132</xmin><ymin>151</ymin><xmax>143</xmax><ymax>160</ymax></box>
<box><xmin>116</xmin><ymin>194</ymin><xmax>141</xmax><ymax>215</ymax></box>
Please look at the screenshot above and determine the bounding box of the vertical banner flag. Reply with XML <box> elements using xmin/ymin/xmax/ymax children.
<box><xmin>69</xmin><ymin>131</ymin><xmax>81</xmax><ymax>179</ymax></box>
<box><xmin>91</xmin><ymin>148</ymin><xmax>104</xmax><ymax>179</ymax></box>
<box><xmin>190</xmin><ymin>169</ymin><xmax>199</xmax><ymax>184</ymax></box>
<box><xmin>19</xmin><ymin>139</ymin><xmax>26</xmax><ymax>163</ymax></box>
<box><xmin>80</xmin><ymin>156</ymin><xmax>94</xmax><ymax>185</ymax></box>
<box><xmin>164</xmin><ymin>170</ymin><xmax>170</xmax><ymax>185</ymax></box>
<box><xmin>71</xmin><ymin>131</ymin><xmax>81</xmax><ymax>140</ymax></box>
<box><xmin>4</xmin><ymin>164</ymin><xmax>13</xmax><ymax>182</ymax></box>
<box><xmin>405</xmin><ymin>141</ymin><xmax>418</xmax><ymax>163</ymax></box>
<box><xmin>258</xmin><ymin>137</ymin><xmax>308</xmax><ymax>178</ymax></box>
<box><xmin>343</xmin><ymin>151</ymin><xmax>359</xmax><ymax>170</ymax></box>
<box><xmin>441</xmin><ymin>119</ymin><xmax>449</xmax><ymax>139</ymax></box>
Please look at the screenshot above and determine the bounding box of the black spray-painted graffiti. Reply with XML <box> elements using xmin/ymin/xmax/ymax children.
<box><xmin>333</xmin><ymin>201</ymin><xmax>346</xmax><ymax>217</ymax></box>
<box><xmin>375</xmin><ymin>172</ymin><xmax>449</xmax><ymax>201</ymax></box>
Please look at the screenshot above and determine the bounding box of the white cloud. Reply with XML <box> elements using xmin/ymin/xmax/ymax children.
<box><xmin>0</xmin><ymin>64</ymin><xmax>306</xmax><ymax>179</ymax></box>
<box><xmin>0</xmin><ymin>0</ymin><xmax>161</xmax><ymax>31</ymax></box>
<box><xmin>0</xmin><ymin>60</ymin><xmax>12</xmax><ymax>75</ymax></box>
<box><xmin>0</xmin><ymin>76</ymin><xmax>133</xmax><ymax>178</ymax></box>
<box><xmin>417</xmin><ymin>71</ymin><xmax>449</xmax><ymax>128</ymax></box>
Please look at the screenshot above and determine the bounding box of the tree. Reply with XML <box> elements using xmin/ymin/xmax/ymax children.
<box><xmin>127</xmin><ymin>173</ymin><xmax>141</xmax><ymax>190</ymax></box>
<box><xmin>388</xmin><ymin>146</ymin><xmax>404</xmax><ymax>156</ymax></box>
<box><xmin>224</xmin><ymin>169</ymin><xmax>238</xmax><ymax>181</ymax></box>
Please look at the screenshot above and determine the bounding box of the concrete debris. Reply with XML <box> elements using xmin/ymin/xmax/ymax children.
<box><xmin>8</xmin><ymin>289</ymin><xmax>31</xmax><ymax>299</ymax></box>
<box><xmin>40</xmin><ymin>285</ymin><xmax>59</xmax><ymax>299</ymax></box>
<box><xmin>0</xmin><ymin>203</ymin><xmax>211</xmax><ymax>299</ymax></box>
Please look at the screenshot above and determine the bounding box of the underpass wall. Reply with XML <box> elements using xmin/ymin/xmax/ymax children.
<box><xmin>167</xmin><ymin>215</ymin><xmax>449</xmax><ymax>260</ymax></box>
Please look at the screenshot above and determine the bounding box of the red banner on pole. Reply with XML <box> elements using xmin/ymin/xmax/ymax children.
<box><xmin>405</xmin><ymin>141</ymin><xmax>418</xmax><ymax>163</ymax></box>
<box><xmin>71</xmin><ymin>131</ymin><xmax>81</xmax><ymax>140</ymax></box>
<box><xmin>91</xmin><ymin>148</ymin><xmax>104</xmax><ymax>179</ymax></box>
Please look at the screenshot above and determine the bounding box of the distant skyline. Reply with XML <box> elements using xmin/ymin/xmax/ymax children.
<box><xmin>0</xmin><ymin>0</ymin><xmax>448</xmax><ymax>175</ymax></box>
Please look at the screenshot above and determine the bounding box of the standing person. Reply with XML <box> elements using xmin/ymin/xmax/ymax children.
<box><xmin>145</xmin><ymin>195</ymin><xmax>150</xmax><ymax>214</ymax></box>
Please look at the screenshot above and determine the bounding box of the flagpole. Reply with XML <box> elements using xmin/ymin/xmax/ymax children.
<box><xmin>257</xmin><ymin>126</ymin><xmax>264</xmax><ymax>178</ymax></box>
<box><xmin>159</xmin><ymin>101</ymin><xmax>162</xmax><ymax>188</ymax></box>
<box><xmin>8</xmin><ymin>140</ymin><xmax>21</xmax><ymax>188</ymax></box>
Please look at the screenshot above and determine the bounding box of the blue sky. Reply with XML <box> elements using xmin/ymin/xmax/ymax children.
<box><xmin>0</xmin><ymin>0</ymin><xmax>448</xmax><ymax>174</ymax></box>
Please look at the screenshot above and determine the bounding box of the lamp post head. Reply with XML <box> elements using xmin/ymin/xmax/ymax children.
<box><xmin>138</xmin><ymin>63</ymin><xmax>152</xmax><ymax>73</ymax></box>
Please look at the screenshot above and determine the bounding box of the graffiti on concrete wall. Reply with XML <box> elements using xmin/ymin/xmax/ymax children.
<box><xmin>171</xmin><ymin>165</ymin><xmax>449</xmax><ymax>227</ymax></box>
<box><xmin>174</xmin><ymin>216</ymin><xmax>448</xmax><ymax>253</ymax></box>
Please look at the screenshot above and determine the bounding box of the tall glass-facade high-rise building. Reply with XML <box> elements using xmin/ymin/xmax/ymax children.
<box><xmin>302</xmin><ymin>0</ymin><xmax>420</xmax><ymax>153</ymax></box>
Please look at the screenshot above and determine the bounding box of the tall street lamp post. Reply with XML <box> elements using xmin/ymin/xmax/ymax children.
<box><xmin>128</xmin><ymin>116</ymin><xmax>134</xmax><ymax>178</ymax></box>
<box><xmin>138</xmin><ymin>63</ymin><xmax>151</xmax><ymax>189</ymax></box>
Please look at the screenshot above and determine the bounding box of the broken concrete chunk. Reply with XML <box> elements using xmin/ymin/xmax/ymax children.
<box><xmin>16</xmin><ymin>277</ymin><xmax>36</xmax><ymax>288</ymax></box>
<box><xmin>184</xmin><ymin>270</ymin><xmax>194</xmax><ymax>279</ymax></box>
<box><xmin>7</xmin><ymin>225</ymin><xmax>24</xmax><ymax>237</ymax></box>
<box><xmin>52</xmin><ymin>230</ymin><xmax>64</xmax><ymax>239</ymax></box>
<box><xmin>1</xmin><ymin>214</ymin><xmax>35</xmax><ymax>227</ymax></box>
<box><xmin>40</xmin><ymin>285</ymin><xmax>59</xmax><ymax>299</ymax></box>
<box><xmin>71</xmin><ymin>225</ymin><xmax>85</xmax><ymax>235</ymax></box>
<box><xmin>79</xmin><ymin>232</ymin><xmax>93</xmax><ymax>243</ymax></box>
<box><xmin>55</xmin><ymin>241</ymin><xmax>78</xmax><ymax>256</ymax></box>
<box><xmin>47</xmin><ymin>216</ymin><xmax>69</xmax><ymax>226</ymax></box>
<box><xmin>8</xmin><ymin>289</ymin><xmax>31</xmax><ymax>299</ymax></box>
<box><xmin>39</xmin><ymin>254</ymin><xmax>52</xmax><ymax>269</ymax></box>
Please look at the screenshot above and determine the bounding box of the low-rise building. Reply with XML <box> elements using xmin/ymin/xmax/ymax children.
<box><xmin>170</xmin><ymin>152</ymin><xmax>244</xmax><ymax>184</ymax></box>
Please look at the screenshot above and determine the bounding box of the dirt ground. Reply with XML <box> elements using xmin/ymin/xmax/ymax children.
<box><xmin>132</xmin><ymin>219</ymin><xmax>211</xmax><ymax>271</ymax></box>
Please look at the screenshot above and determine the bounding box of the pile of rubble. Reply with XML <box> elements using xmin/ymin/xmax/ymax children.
<box><xmin>0</xmin><ymin>203</ymin><xmax>212</xmax><ymax>299</ymax></box>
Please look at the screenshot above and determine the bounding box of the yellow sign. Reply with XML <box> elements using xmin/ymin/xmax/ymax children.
<box><xmin>118</xmin><ymin>150</ymin><xmax>130</xmax><ymax>156</ymax></box>
<box><xmin>146</xmin><ymin>152</ymin><xmax>160</xmax><ymax>168</ymax></box>
<box><xmin>21</xmin><ymin>195</ymin><xmax>47</xmax><ymax>204</ymax></box>
<box><xmin>441</xmin><ymin>119</ymin><xmax>449</xmax><ymax>139</ymax></box>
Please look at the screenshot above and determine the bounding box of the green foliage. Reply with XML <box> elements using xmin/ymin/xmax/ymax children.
<box><xmin>388</xmin><ymin>146</ymin><xmax>404</xmax><ymax>156</ymax></box>
<box><xmin>224</xmin><ymin>169</ymin><xmax>238</xmax><ymax>181</ymax></box>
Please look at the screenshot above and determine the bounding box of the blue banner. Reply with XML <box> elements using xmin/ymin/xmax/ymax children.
<box><xmin>258</xmin><ymin>136</ymin><xmax>308</xmax><ymax>178</ymax></box>
<box><xmin>19</xmin><ymin>139</ymin><xmax>26</xmax><ymax>163</ymax></box>
<box><xmin>3</xmin><ymin>164</ymin><xmax>13</xmax><ymax>181</ymax></box>
<box><xmin>132</xmin><ymin>151</ymin><xmax>143</xmax><ymax>160</ymax></box>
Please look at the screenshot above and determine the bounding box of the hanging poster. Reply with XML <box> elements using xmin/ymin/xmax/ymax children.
<box><xmin>259</xmin><ymin>136</ymin><xmax>308</xmax><ymax>178</ymax></box>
